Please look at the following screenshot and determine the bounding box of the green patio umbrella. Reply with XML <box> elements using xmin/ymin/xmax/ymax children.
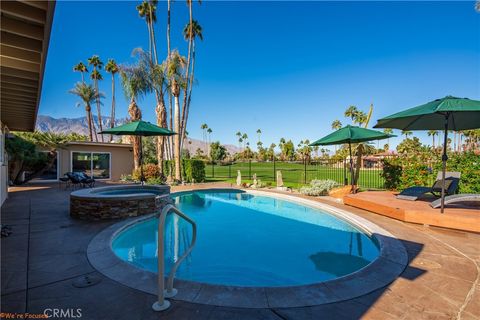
<box><xmin>100</xmin><ymin>120</ymin><xmax>176</xmax><ymax>183</ymax></box>
<box><xmin>310</xmin><ymin>125</ymin><xmax>395</xmax><ymax>192</ymax></box>
<box><xmin>374</xmin><ymin>96</ymin><xmax>480</xmax><ymax>213</ymax></box>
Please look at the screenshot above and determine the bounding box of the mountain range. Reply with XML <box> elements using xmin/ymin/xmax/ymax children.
<box><xmin>35</xmin><ymin>115</ymin><xmax>241</xmax><ymax>155</ymax></box>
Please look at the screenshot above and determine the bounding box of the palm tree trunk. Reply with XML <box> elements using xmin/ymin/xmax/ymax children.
<box><xmin>156</xmin><ymin>94</ymin><xmax>167</xmax><ymax>175</ymax></box>
<box><xmin>182</xmin><ymin>40</ymin><xmax>196</xmax><ymax>150</ymax></box>
<box><xmin>86</xmin><ymin>105</ymin><xmax>93</xmax><ymax>141</ymax></box>
<box><xmin>166</xmin><ymin>0</ymin><xmax>173</xmax><ymax>160</ymax></box>
<box><xmin>147</xmin><ymin>21</ymin><xmax>152</xmax><ymax>58</ymax></box>
<box><xmin>354</xmin><ymin>144</ymin><xmax>363</xmax><ymax>187</ymax></box>
<box><xmin>110</xmin><ymin>74</ymin><xmax>116</xmax><ymax>141</ymax></box>
<box><xmin>149</xmin><ymin>20</ymin><xmax>158</xmax><ymax>64</ymax></box>
<box><xmin>174</xmin><ymin>94</ymin><xmax>181</xmax><ymax>180</ymax></box>
<box><xmin>94</xmin><ymin>78</ymin><xmax>104</xmax><ymax>142</ymax></box>
<box><xmin>128</xmin><ymin>99</ymin><xmax>142</xmax><ymax>170</ymax></box>
<box><xmin>180</xmin><ymin>2</ymin><xmax>193</xmax><ymax>150</ymax></box>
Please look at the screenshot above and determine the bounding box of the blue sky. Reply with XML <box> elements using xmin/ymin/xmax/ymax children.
<box><xmin>39</xmin><ymin>1</ymin><xmax>480</xmax><ymax>149</ymax></box>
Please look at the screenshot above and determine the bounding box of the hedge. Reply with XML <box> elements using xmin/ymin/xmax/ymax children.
<box><xmin>381</xmin><ymin>152</ymin><xmax>480</xmax><ymax>193</ymax></box>
<box><xmin>164</xmin><ymin>159</ymin><xmax>206</xmax><ymax>183</ymax></box>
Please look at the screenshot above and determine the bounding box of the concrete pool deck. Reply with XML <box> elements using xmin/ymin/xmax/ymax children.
<box><xmin>1</xmin><ymin>182</ymin><xmax>479</xmax><ymax>319</ymax></box>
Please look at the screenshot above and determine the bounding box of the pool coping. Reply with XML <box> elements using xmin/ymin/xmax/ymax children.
<box><xmin>87</xmin><ymin>188</ymin><xmax>408</xmax><ymax>309</ymax></box>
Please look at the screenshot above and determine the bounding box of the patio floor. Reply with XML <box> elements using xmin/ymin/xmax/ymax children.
<box><xmin>1</xmin><ymin>183</ymin><xmax>479</xmax><ymax>319</ymax></box>
<box><xmin>344</xmin><ymin>191</ymin><xmax>480</xmax><ymax>233</ymax></box>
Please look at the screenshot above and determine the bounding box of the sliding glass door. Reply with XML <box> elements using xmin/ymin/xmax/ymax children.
<box><xmin>72</xmin><ymin>152</ymin><xmax>110</xmax><ymax>179</ymax></box>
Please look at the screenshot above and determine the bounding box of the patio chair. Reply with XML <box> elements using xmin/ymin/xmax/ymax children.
<box><xmin>59</xmin><ymin>174</ymin><xmax>71</xmax><ymax>189</ymax></box>
<box><xmin>396</xmin><ymin>171</ymin><xmax>461</xmax><ymax>201</ymax></box>
<box><xmin>65</xmin><ymin>172</ymin><xmax>83</xmax><ymax>189</ymax></box>
<box><xmin>76</xmin><ymin>172</ymin><xmax>95</xmax><ymax>188</ymax></box>
<box><xmin>430</xmin><ymin>194</ymin><xmax>480</xmax><ymax>209</ymax></box>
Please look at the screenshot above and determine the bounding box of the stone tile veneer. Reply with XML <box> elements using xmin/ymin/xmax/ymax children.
<box><xmin>70</xmin><ymin>185</ymin><xmax>172</xmax><ymax>221</ymax></box>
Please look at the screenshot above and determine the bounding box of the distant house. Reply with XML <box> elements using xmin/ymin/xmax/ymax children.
<box><xmin>363</xmin><ymin>151</ymin><xmax>398</xmax><ymax>168</ymax></box>
<box><xmin>31</xmin><ymin>141</ymin><xmax>134</xmax><ymax>182</ymax></box>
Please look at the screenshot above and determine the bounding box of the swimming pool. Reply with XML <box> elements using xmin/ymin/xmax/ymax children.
<box><xmin>112</xmin><ymin>190</ymin><xmax>380</xmax><ymax>287</ymax></box>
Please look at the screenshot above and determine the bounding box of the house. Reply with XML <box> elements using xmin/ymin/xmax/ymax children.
<box><xmin>31</xmin><ymin>141</ymin><xmax>134</xmax><ymax>182</ymax></box>
<box><xmin>0</xmin><ymin>1</ymin><xmax>56</xmax><ymax>205</ymax></box>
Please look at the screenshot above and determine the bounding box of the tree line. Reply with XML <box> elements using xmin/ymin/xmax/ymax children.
<box><xmin>69</xmin><ymin>0</ymin><xmax>203</xmax><ymax>182</ymax></box>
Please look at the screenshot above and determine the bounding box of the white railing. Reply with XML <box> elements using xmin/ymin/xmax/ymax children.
<box><xmin>152</xmin><ymin>204</ymin><xmax>197</xmax><ymax>312</ymax></box>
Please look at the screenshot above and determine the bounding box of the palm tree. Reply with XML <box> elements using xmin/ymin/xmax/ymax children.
<box><xmin>181</xmin><ymin>19</ymin><xmax>203</xmax><ymax>148</ymax></box>
<box><xmin>105</xmin><ymin>59</ymin><xmax>118</xmax><ymax>137</ymax></box>
<box><xmin>402</xmin><ymin>130</ymin><xmax>413</xmax><ymax>139</ymax></box>
<box><xmin>242</xmin><ymin>133</ymin><xmax>248</xmax><ymax>150</ymax></box>
<box><xmin>256</xmin><ymin>129</ymin><xmax>262</xmax><ymax>143</ymax></box>
<box><xmin>119</xmin><ymin>65</ymin><xmax>149</xmax><ymax>170</ymax></box>
<box><xmin>136</xmin><ymin>0</ymin><xmax>158</xmax><ymax>63</ymax></box>
<box><xmin>73</xmin><ymin>62</ymin><xmax>88</xmax><ymax>83</ymax></box>
<box><xmin>207</xmin><ymin>127</ymin><xmax>212</xmax><ymax>155</ymax></box>
<box><xmin>353</xmin><ymin>111</ymin><xmax>367</xmax><ymax>127</ymax></box>
<box><xmin>383</xmin><ymin>128</ymin><xmax>393</xmax><ymax>148</ymax></box>
<box><xmin>238</xmin><ymin>137</ymin><xmax>243</xmax><ymax>155</ymax></box>
<box><xmin>69</xmin><ymin>83</ymin><xmax>103</xmax><ymax>141</ymax></box>
<box><xmin>201</xmin><ymin>123</ymin><xmax>208</xmax><ymax>150</ymax></box>
<box><xmin>236</xmin><ymin>131</ymin><xmax>242</xmax><ymax>149</ymax></box>
<box><xmin>344</xmin><ymin>106</ymin><xmax>358</xmax><ymax>122</ymax></box>
<box><xmin>331</xmin><ymin>120</ymin><xmax>342</xmax><ymax>153</ymax></box>
<box><xmin>331</xmin><ymin>120</ymin><xmax>342</xmax><ymax>130</ymax></box>
<box><xmin>134</xmin><ymin>48</ymin><xmax>169</xmax><ymax>173</ymax></box>
<box><xmin>87</xmin><ymin>55</ymin><xmax>104</xmax><ymax>141</ymax></box>
<box><xmin>427</xmin><ymin>130</ymin><xmax>438</xmax><ymax>150</ymax></box>
<box><xmin>165</xmin><ymin>50</ymin><xmax>187</xmax><ymax>180</ymax></box>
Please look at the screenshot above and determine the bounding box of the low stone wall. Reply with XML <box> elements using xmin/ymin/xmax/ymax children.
<box><xmin>70</xmin><ymin>185</ymin><xmax>172</xmax><ymax>221</ymax></box>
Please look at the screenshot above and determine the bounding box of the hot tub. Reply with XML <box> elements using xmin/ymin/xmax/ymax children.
<box><xmin>70</xmin><ymin>185</ymin><xmax>171</xmax><ymax>221</ymax></box>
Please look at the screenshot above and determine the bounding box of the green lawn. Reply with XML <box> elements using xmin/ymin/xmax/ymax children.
<box><xmin>204</xmin><ymin>161</ymin><xmax>386</xmax><ymax>189</ymax></box>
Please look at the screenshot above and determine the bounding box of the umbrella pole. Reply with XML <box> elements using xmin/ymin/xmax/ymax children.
<box><xmin>440</xmin><ymin>114</ymin><xmax>450</xmax><ymax>213</ymax></box>
<box><xmin>349</xmin><ymin>142</ymin><xmax>355</xmax><ymax>193</ymax></box>
<box><xmin>140</xmin><ymin>136</ymin><xmax>144</xmax><ymax>186</ymax></box>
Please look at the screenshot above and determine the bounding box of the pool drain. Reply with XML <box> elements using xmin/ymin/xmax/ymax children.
<box><xmin>72</xmin><ymin>274</ymin><xmax>102</xmax><ymax>288</ymax></box>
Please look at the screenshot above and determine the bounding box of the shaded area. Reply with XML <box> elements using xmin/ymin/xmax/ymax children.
<box><xmin>309</xmin><ymin>252</ymin><xmax>371</xmax><ymax>277</ymax></box>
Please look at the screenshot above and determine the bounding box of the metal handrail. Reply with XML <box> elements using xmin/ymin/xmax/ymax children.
<box><xmin>152</xmin><ymin>204</ymin><xmax>197</xmax><ymax>312</ymax></box>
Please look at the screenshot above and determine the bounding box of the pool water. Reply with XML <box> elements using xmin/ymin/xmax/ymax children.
<box><xmin>112</xmin><ymin>191</ymin><xmax>380</xmax><ymax>287</ymax></box>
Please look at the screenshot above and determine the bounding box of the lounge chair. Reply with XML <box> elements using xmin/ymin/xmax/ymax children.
<box><xmin>396</xmin><ymin>172</ymin><xmax>460</xmax><ymax>201</ymax></box>
<box><xmin>66</xmin><ymin>172</ymin><xmax>83</xmax><ymax>189</ymax></box>
<box><xmin>430</xmin><ymin>194</ymin><xmax>480</xmax><ymax>209</ymax></box>
<box><xmin>77</xmin><ymin>172</ymin><xmax>95</xmax><ymax>188</ymax></box>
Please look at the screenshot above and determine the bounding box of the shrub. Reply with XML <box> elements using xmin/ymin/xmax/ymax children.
<box><xmin>436</xmin><ymin>152</ymin><xmax>480</xmax><ymax>194</ymax></box>
<box><xmin>164</xmin><ymin>159</ymin><xmax>206</xmax><ymax>183</ymax></box>
<box><xmin>300</xmin><ymin>179</ymin><xmax>339</xmax><ymax>196</ymax></box>
<box><xmin>380</xmin><ymin>152</ymin><xmax>480</xmax><ymax>193</ymax></box>
<box><xmin>120</xmin><ymin>174</ymin><xmax>133</xmax><ymax>182</ymax></box>
<box><xmin>132</xmin><ymin>163</ymin><xmax>161</xmax><ymax>181</ymax></box>
<box><xmin>146</xmin><ymin>177</ymin><xmax>165</xmax><ymax>185</ymax></box>
<box><xmin>183</xmin><ymin>159</ymin><xmax>206</xmax><ymax>183</ymax></box>
<box><xmin>380</xmin><ymin>158</ymin><xmax>403</xmax><ymax>190</ymax></box>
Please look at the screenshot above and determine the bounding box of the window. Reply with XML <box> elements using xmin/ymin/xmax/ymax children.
<box><xmin>72</xmin><ymin>152</ymin><xmax>110</xmax><ymax>179</ymax></box>
<box><xmin>30</xmin><ymin>151</ymin><xmax>58</xmax><ymax>181</ymax></box>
